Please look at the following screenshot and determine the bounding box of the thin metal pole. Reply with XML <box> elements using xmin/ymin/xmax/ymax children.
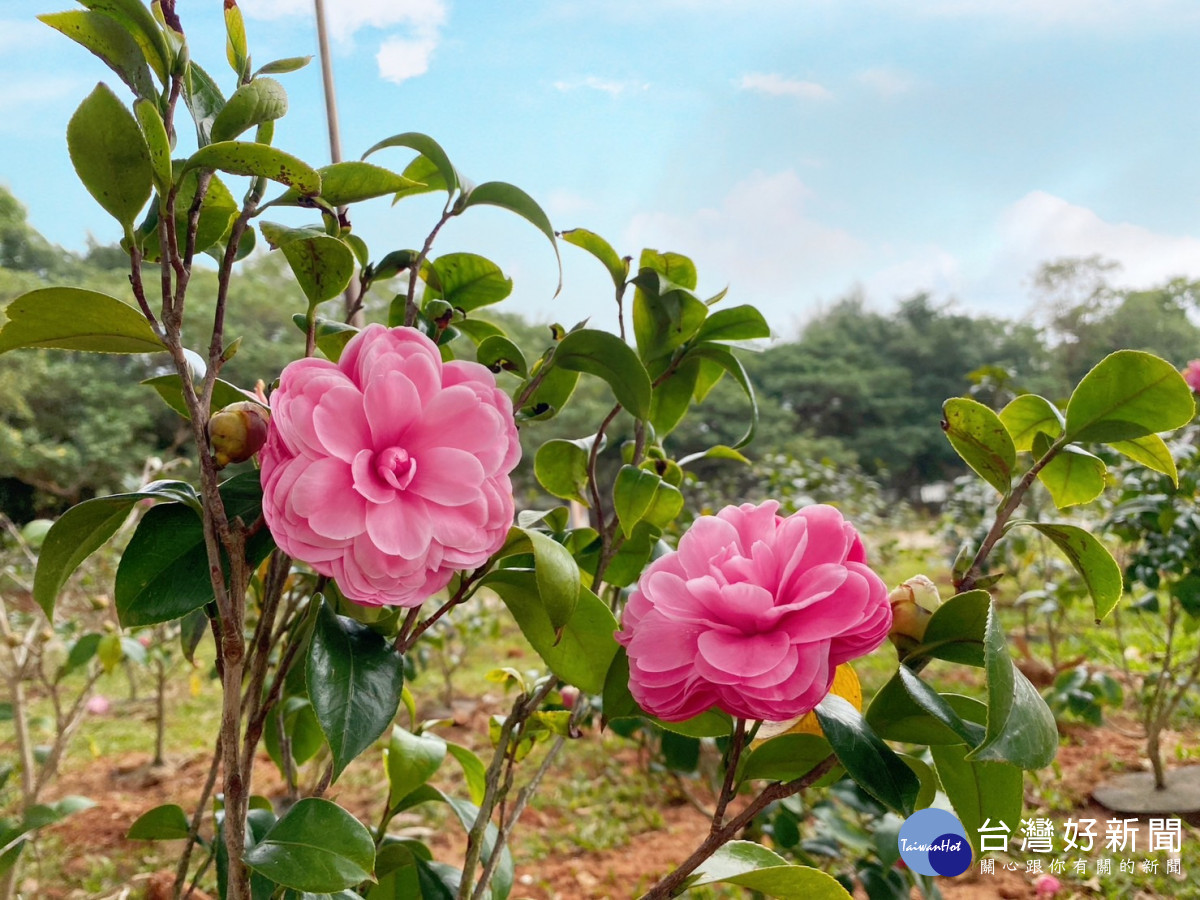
<box><xmin>313</xmin><ymin>0</ymin><xmax>342</xmax><ymax>165</ymax></box>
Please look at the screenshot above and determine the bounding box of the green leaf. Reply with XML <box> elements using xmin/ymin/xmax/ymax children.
<box><xmin>532</xmin><ymin>438</ymin><xmax>592</xmax><ymax>504</ymax></box>
<box><xmin>273</xmin><ymin>161</ymin><xmax>421</xmax><ymax>207</ymax></box>
<box><xmin>210</xmin><ymin>78</ymin><xmax>288</xmax><ymax>144</ymax></box>
<box><xmin>67</xmin><ymin>83</ymin><xmax>152</xmax><ymax>230</ymax></box>
<box><xmin>261</xmin><ymin>222</ymin><xmax>355</xmax><ymax>308</ymax></box>
<box><xmin>896</xmin><ymin>667</ymin><xmax>984</xmax><ymax>747</ymax></box>
<box><xmin>495</xmin><ymin>526</ymin><xmax>583</xmax><ymax>633</ymax></box>
<box><xmin>115</xmin><ymin>472</ymin><xmax>274</xmax><ymax>627</ymax></box>
<box><xmin>650</xmin><ymin>357</ymin><xmax>700</xmax><ymax>437</ymax></box>
<box><xmin>1035</xmin><ymin>439</ymin><xmax>1106</xmax><ymax>509</ymax></box>
<box><xmin>631</xmin><ymin>268</ymin><xmax>707</xmax><ymax>364</ymax></box>
<box><xmin>290</xmin><ymin>315</ymin><xmax>359</xmax><ymax>363</ymax></box>
<box><xmin>33</xmin><ymin>481</ymin><xmax>199</xmax><ymax>619</ymax></box>
<box><xmin>308</xmin><ymin>601</ymin><xmax>406</xmax><ymax>781</ymax></box>
<box><xmin>690</xmin><ymin>842</ymin><xmax>853</xmax><ymax>899</ymax></box>
<box><xmin>184</xmin><ymin>142</ymin><xmax>321</xmax><ymax>195</ymax></box>
<box><xmin>142</xmin><ymin>374</ymin><xmax>253</xmax><ymax>420</ymax></box>
<box><xmin>362</xmin><ymin>132</ymin><xmax>459</xmax><ymax>197</ymax></box>
<box><xmin>61</xmin><ymin>634</ymin><xmax>102</xmax><ymax>678</ymax></box>
<box><xmin>224</xmin><ymin>0</ymin><xmax>247</xmax><ymax>74</ymax></box>
<box><xmin>484</xmin><ymin>570</ymin><xmax>618</xmax><ymax>694</ymax></box>
<box><xmin>519</xmin><ymin>362</ymin><xmax>579</xmax><ymax>419</ymax></box>
<box><xmin>182</xmin><ymin>62</ymin><xmax>225</xmax><ymax>147</ymax></box>
<box><xmin>40</xmin><ymin>11</ymin><xmax>156</xmax><ymax>101</ymax></box>
<box><xmin>255</xmin><ymin>56</ymin><xmax>314</xmax><ymax>76</ymax></box>
<box><xmin>691</xmin><ymin>345</ymin><xmax>758</xmax><ymax>448</ymax></box>
<box><xmin>243</xmin><ymin>798</ymin><xmax>374</xmax><ymax>893</ymax></box>
<box><xmin>560</xmin><ymin>228</ymin><xmax>627</xmax><ymax>290</ymax></box>
<box><xmin>1022</xmin><ymin>522</ymin><xmax>1123</xmax><ymax>620</ymax></box>
<box><xmin>942</xmin><ymin>397</ymin><xmax>1016</xmax><ymax>495</ymax></box>
<box><xmin>677</xmin><ymin>444</ymin><xmax>751</xmax><ymax>468</ymax></box>
<box><xmin>930</xmin><ymin>741</ymin><xmax>1023</xmax><ymax>857</ymax></box>
<box><xmin>613</xmin><ymin>465</ymin><xmax>661</xmax><ymax>539</ymax></box>
<box><xmin>265</xmin><ymin>696</ymin><xmax>326</xmax><ymax>769</ymax></box>
<box><xmin>552</xmin><ymin>328</ymin><xmax>651</xmax><ymax>418</ymax></box>
<box><xmin>908</xmin><ymin>589</ymin><xmax>990</xmax><ymax>667</ymax></box>
<box><xmin>386</xmin><ymin>726</ymin><xmax>446</xmax><ymax>806</ymax></box>
<box><xmin>1064</xmin><ymin>349</ymin><xmax>1196</xmax><ymax>443</ymax></box>
<box><xmin>641</xmin><ymin>249</ymin><xmax>698</xmax><ymax>289</ymax></box>
<box><xmin>967</xmin><ymin>602</ymin><xmax>1057</xmax><ymax>769</ymax></box>
<box><xmin>476</xmin><ymin>335</ymin><xmax>527</xmax><ymax>378</ymax></box>
<box><xmin>133</xmin><ymin>99</ymin><xmax>172</xmax><ymax>193</ymax></box>
<box><xmin>425</xmin><ymin>253</ymin><xmax>513</xmax><ymax>312</ymax></box>
<box><xmin>139</xmin><ymin>169</ymin><xmax>239</xmax><ymax>262</ymax></box>
<box><xmin>999</xmin><ymin>394</ymin><xmax>1063</xmax><ymax>453</ymax></box>
<box><xmin>866</xmin><ymin>676</ymin><xmax>989</xmax><ymax>745</ymax></box>
<box><xmin>814</xmin><ymin>694</ymin><xmax>919</xmax><ymax>816</ymax></box>
<box><xmin>1108</xmin><ymin>433</ymin><xmax>1178</xmax><ymax>484</ymax></box>
<box><xmin>78</xmin><ymin>0</ymin><xmax>171</xmax><ymax>84</ymax></box>
<box><xmin>740</xmin><ymin>734</ymin><xmax>832</xmax><ymax>783</ymax></box>
<box><xmin>694</xmin><ymin>305</ymin><xmax>770</xmax><ymax>343</ymax></box>
<box><xmin>459</xmin><ymin>182</ymin><xmax>561</xmax><ymax>293</ymax></box>
<box><xmin>127</xmin><ymin>804</ymin><xmax>190</xmax><ymax>841</ymax></box>
<box><xmin>445</xmin><ymin>743</ymin><xmax>487</xmax><ymax>805</ymax></box>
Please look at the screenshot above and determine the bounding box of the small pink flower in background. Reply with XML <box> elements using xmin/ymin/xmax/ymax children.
<box><xmin>1183</xmin><ymin>360</ymin><xmax>1200</xmax><ymax>393</ymax></box>
<box><xmin>261</xmin><ymin>324</ymin><xmax>521</xmax><ymax>607</ymax></box>
<box><xmin>85</xmin><ymin>695</ymin><xmax>111</xmax><ymax>715</ymax></box>
<box><xmin>560</xmin><ymin>686</ymin><xmax>580</xmax><ymax>709</ymax></box>
<box><xmin>1034</xmin><ymin>874</ymin><xmax>1061</xmax><ymax>896</ymax></box>
<box><xmin>616</xmin><ymin>501</ymin><xmax>892</xmax><ymax>722</ymax></box>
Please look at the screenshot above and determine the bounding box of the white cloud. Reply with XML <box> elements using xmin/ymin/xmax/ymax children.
<box><xmin>738</xmin><ymin>73</ymin><xmax>831</xmax><ymax>100</ymax></box>
<box><xmin>553</xmin><ymin>76</ymin><xmax>648</xmax><ymax>97</ymax></box>
<box><xmin>883</xmin><ymin>0</ymin><xmax>1200</xmax><ymax>28</ymax></box>
<box><xmin>544</xmin><ymin>189</ymin><xmax>596</xmax><ymax>218</ymax></box>
<box><xmin>243</xmin><ymin>0</ymin><xmax>447</xmax><ymax>84</ymax></box>
<box><xmin>623</xmin><ymin>170</ymin><xmax>865</xmax><ymax>325</ymax></box>
<box><xmin>857</xmin><ymin>67</ymin><xmax>915</xmax><ymax>97</ymax></box>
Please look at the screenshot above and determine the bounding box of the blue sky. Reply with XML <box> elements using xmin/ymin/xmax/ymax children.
<box><xmin>2</xmin><ymin>0</ymin><xmax>1200</xmax><ymax>335</ymax></box>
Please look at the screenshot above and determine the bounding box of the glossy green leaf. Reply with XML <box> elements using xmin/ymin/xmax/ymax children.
<box><xmin>931</xmin><ymin>741</ymin><xmax>1023</xmax><ymax>857</ymax></box>
<box><xmin>483</xmin><ymin>570</ymin><xmax>618</xmax><ymax>694</ymax></box>
<box><xmin>1064</xmin><ymin>349</ymin><xmax>1196</xmax><ymax>443</ymax></box>
<box><xmin>553</xmin><ymin>328</ymin><xmax>651</xmax><ymax>418</ymax></box>
<box><xmin>866</xmin><ymin>676</ymin><xmax>988</xmax><ymax>746</ymax></box>
<box><xmin>650</xmin><ymin>357</ymin><xmax>700</xmax><ymax>437</ymax></box>
<box><xmin>290</xmin><ymin>314</ymin><xmax>359</xmax><ymax>362</ymax></box>
<box><xmin>224</xmin><ymin>0</ymin><xmax>247</xmax><ymax>74</ymax></box>
<box><xmin>999</xmin><ymin>394</ymin><xmax>1063</xmax><ymax>453</ymax></box>
<box><xmin>631</xmin><ymin>268</ymin><xmax>707</xmax><ymax>364</ymax></box>
<box><xmin>613</xmin><ymin>465</ymin><xmax>660</xmax><ymax>538</ymax></box>
<box><xmin>896</xmin><ymin>667</ymin><xmax>984</xmax><ymax>747</ymax></box>
<box><xmin>694</xmin><ymin>305</ymin><xmax>770</xmax><ymax>343</ymax></box>
<box><xmin>690</xmin><ymin>842</ymin><xmax>852</xmax><ymax>899</ymax></box>
<box><xmin>139</xmin><ymin>169</ymin><xmax>239</xmax><ymax>262</ymax></box>
<box><xmin>243</xmin><ymin>798</ymin><xmax>374</xmax><ymax>893</ymax></box>
<box><xmin>906</xmin><ymin>589</ymin><xmax>990</xmax><ymax>667</ymax></box>
<box><xmin>519</xmin><ymin>361</ymin><xmax>579</xmax><ymax>419</ymax></box>
<box><xmin>210</xmin><ymin>78</ymin><xmax>288</xmax><ymax>144</ymax></box>
<box><xmin>495</xmin><ymin>526</ymin><xmax>583</xmax><ymax>633</ymax></box>
<box><xmin>264</xmin><ymin>696</ymin><xmax>326</xmax><ymax>769</ymax></box>
<box><xmin>425</xmin><ymin>253</ymin><xmax>513</xmax><ymax>312</ymax></box>
<box><xmin>308</xmin><ymin>601</ymin><xmax>406</xmax><ymax>781</ymax></box>
<box><xmin>1108</xmin><ymin>432</ymin><xmax>1178</xmax><ymax>484</ymax></box>
<box><xmin>1035</xmin><ymin>439</ymin><xmax>1106</xmax><ymax>509</ymax></box>
<box><xmin>967</xmin><ymin>602</ymin><xmax>1057</xmax><ymax>769</ymax></box>
<box><xmin>40</xmin><ymin>11</ymin><xmax>156</xmax><ymax>101</ymax></box>
<box><xmin>33</xmin><ymin>481</ymin><xmax>198</xmax><ymax>619</ymax></box>
<box><xmin>1023</xmin><ymin>522</ymin><xmax>1123</xmax><ymax>620</ymax></box>
<box><xmin>597</xmin><ymin>520</ymin><xmax>660</xmax><ymax>589</ymax></box>
<box><xmin>132</xmin><ymin>99</ymin><xmax>172</xmax><ymax>192</ymax></box>
<box><xmin>61</xmin><ymin>634</ymin><xmax>102</xmax><ymax>678</ymax></box>
<box><xmin>740</xmin><ymin>734</ymin><xmax>832</xmax><ymax>783</ymax></box>
<box><xmin>561</xmin><ymin>228</ymin><xmax>627</xmax><ymax>289</ymax></box>
<box><xmin>641</xmin><ymin>249</ymin><xmax>698</xmax><ymax>289</ymax></box>
<box><xmin>182</xmin><ymin>61</ymin><xmax>225</xmax><ymax>146</ymax></box>
<box><xmin>142</xmin><ymin>374</ymin><xmax>252</xmax><ymax>419</ymax></box>
<box><xmin>127</xmin><ymin>803</ymin><xmax>190</xmax><ymax>841</ymax></box>
<box><xmin>273</xmin><ymin>161</ymin><xmax>420</xmax><ymax>207</ymax></box>
<box><xmin>255</xmin><ymin>56</ymin><xmax>313</xmax><ymax>76</ymax></box>
<box><xmin>642</xmin><ymin>479</ymin><xmax>684</xmax><ymax>529</ymax></box>
<box><xmin>476</xmin><ymin>335</ymin><xmax>527</xmax><ymax>378</ymax></box>
<box><xmin>67</xmin><ymin>83</ymin><xmax>152</xmax><ymax>230</ymax></box>
<box><xmin>261</xmin><ymin>222</ymin><xmax>355</xmax><ymax>307</ymax></box>
<box><xmin>942</xmin><ymin>397</ymin><xmax>1015</xmax><ymax>495</ymax></box>
<box><xmin>115</xmin><ymin>472</ymin><xmax>274</xmax><ymax>627</ymax></box>
<box><xmin>184</xmin><ymin>142</ymin><xmax>321</xmax><ymax>195</ymax></box>
<box><xmin>533</xmin><ymin>438</ymin><xmax>592</xmax><ymax>505</ymax></box>
<box><xmin>445</xmin><ymin>743</ymin><xmax>487</xmax><ymax>805</ymax></box>
<box><xmin>459</xmin><ymin>182</ymin><xmax>561</xmax><ymax>292</ymax></box>
<box><xmin>691</xmin><ymin>345</ymin><xmax>758</xmax><ymax>448</ymax></box>
<box><xmin>78</xmin><ymin>0</ymin><xmax>171</xmax><ymax>83</ymax></box>
<box><xmin>677</xmin><ymin>444</ymin><xmax>751</xmax><ymax>467</ymax></box>
<box><xmin>363</xmin><ymin>132</ymin><xmax>459</xmax><ymax>197</ymax></box>
<box><xmin>814</xmin><ymin>695</ymin><xmax>919</xmax><ymax>816</ymax></box>
<box><xmin>386</xmin><ymin>726</ymin><xmax>446</xmax><ymax>806</ymax></box>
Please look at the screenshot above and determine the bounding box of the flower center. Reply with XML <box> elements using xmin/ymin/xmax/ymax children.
<box><xmin>376</xmin><ymin>446</ymin><xmax>416</xmax><ymax>491</ymax></box>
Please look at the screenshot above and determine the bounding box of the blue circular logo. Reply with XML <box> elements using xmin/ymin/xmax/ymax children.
<box><xmin>897</xmin><ymin>808</ymin><xmax>972</xmax><ymax>876</ymax></box>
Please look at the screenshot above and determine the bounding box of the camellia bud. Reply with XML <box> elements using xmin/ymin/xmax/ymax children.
<box><xmin>208</xmin><ymin>401</ymin><xmax>270</xmax><ymax>468</ymax></box>
<box><xmin>887</xmin><ymin>574</ymin><xmax>943</xmax><ymax>657</ymax></box>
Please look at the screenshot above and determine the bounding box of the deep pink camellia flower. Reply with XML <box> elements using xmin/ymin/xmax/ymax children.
<box><xmin>1183</xmin><ymin>360</ymin><xmax>1200</xmax><ymax>393</ymax></box>
<box><xmin>616</xmin><ymin>501</ymin><xmax>891</xmax><ymax>722</ymax></box>
<box><xmin>260</xmin><ymin>324</ymin><xmax>521</xmax><ymax>607</ymax></box>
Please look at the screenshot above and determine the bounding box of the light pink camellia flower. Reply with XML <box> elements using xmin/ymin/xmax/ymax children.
<box><xmin>85</xmin><ymin>695</ymin><xmax>111</xmax><ymax>715</ymax></box>
<box><xmin>616</xmin><ymin>501</ymin><xmax>891</xmax><ymax>722</ymax></box>
<box><xmin>260</xmin><ymin>324</ymin><xmax>521</xmax><ymax>607</ymax></box>
<box><xmin>1033</xmin><ymin>874</ymin><xmax>1062</xmax><ymax>896</ymax></box>
<box><xmin>1183</xmin><ymin>360</ymin><xmax>1200</xmax><ymax>393</ymax></box>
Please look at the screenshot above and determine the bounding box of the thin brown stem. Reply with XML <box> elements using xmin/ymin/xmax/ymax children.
<box><xmin>406</xmin><ymin>210</ymin><xmax>455</xmax><ymax>326</ymax></box>
<box><xmin>710</xmin><ymin>719</ymin><xmax>747</xmax><ymax>833</ymax></box>
<box><xmin>172</xmin><ymin>734</ymin><xmax>223</xmax><ymax>900</ymax></box>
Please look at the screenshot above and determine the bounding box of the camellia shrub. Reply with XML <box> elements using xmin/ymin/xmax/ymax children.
<box><xmin>1</xmin><ymin>3</ymin><xmax>1196</xmax><ymax>899</ymax></box>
